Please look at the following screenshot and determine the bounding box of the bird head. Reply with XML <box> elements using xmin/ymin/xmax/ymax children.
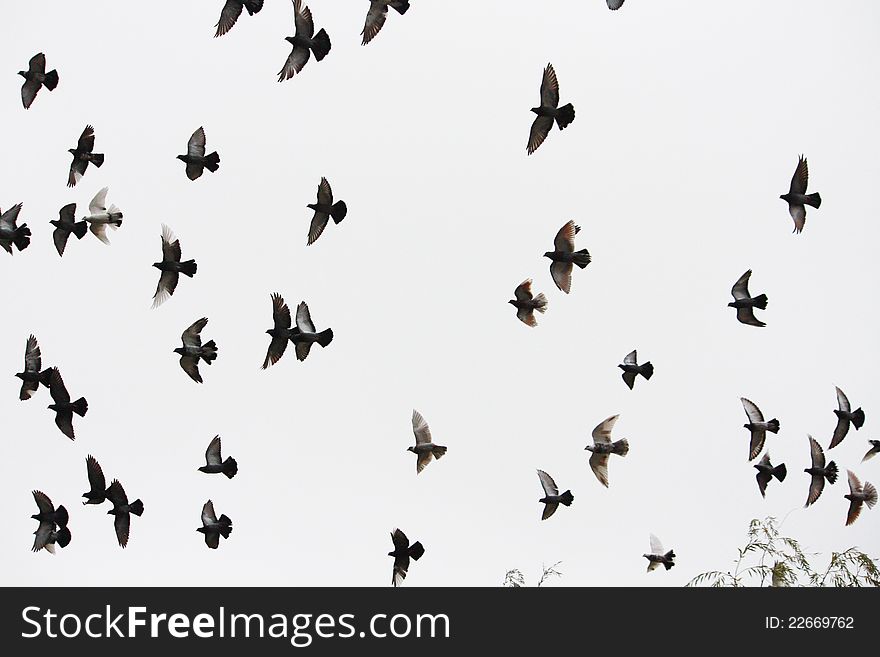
<box><xmin>17</xmin><ymin>71</ymin><xmax>27</xmax><ymax>79</ymax></box>
<box><xmin>67</xmin><ymin>148</ymin><xmax>76</xmax><ymax>155</ymax></box>
<box><xmin>727</xmin><ymin>301</ymin><xmax>736</xmax><ymax>308</ymax></box>
<box><xmin>106</xmin><ymin>508</ymin><xmax>115</xmax><ymax>516</ymax></box>
<box><xmin>543</xmin><ymin>251</ymin><xmax>553</xmax><ymax>259</ymax></box>
<box><xmin>47</xmin><ymin>403</ymin><xmax>57</xmax><ymax>412</ymax></box>
<box><xmin>152</xmin><ymin>262</ymin><xmax>162</xmax><ymax>269</ymax></box>
<box><xmin>176</xmin><ymin>155</ymin><xmax>186</xmax><ymax>163</ymax></box>
<box><xmin>285</xmin><ymin>36</ymin><xmax>296</xmax><ymax>45</ymax></box>
<box><xmin>173</xmin><ymin>347</ymin><xmax>185</xmax><ymax>356</ymax></box>
<box><xmin>872</xmin><ymin>440</ymin><xmax>880</xmax><ymax>448</ymax></box>
<box><xmin>530</xmin><ymin>107</ymin><xmax>540</xmax><ymax>115</ymax></box>
<box><xmin>14</xmin><ymin>372</ymin><xmax>24</xmax><ymax>381</ymax></box>
<box><xmin>584</xmin><ymin>445</ymin><xmax>595</xmax><ymax>453</ymax></box>
<box><xmin>196</xmin><ymin>527</ymin><xmax>206</xmax><ymax>535</ymax></box>
<box><xmin>617</xmin><ymin>364</ymin><xmax>625</xmax><ymax>371</ymax></box>
<box><xmin>507</xmin><ymin>300</ymin><xmax>517</xmax><ymax>306</ymax></box>
<box><xmin>406</xmin><ymin>446</ymin><xmax>416</xmax><ymax>454</ymax></box>
<box><xmin>30</xmin><ymin>513</ymin><xmax>40</xmax><ymax>521</ymax></box>
<box><xmin>198</xmin><ymin>465</ymin><xmax>208</xmax><ymax>473</ymax></box>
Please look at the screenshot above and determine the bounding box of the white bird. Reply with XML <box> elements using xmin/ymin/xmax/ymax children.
<box><xmin>83</xmin><ymin>187</ymin><xmax>123</xmax><ymax>244</ymax></box>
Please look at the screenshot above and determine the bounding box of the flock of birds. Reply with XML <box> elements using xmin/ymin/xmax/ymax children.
<box><xmin>8</xmin><ymin>0</ymin><xmax>877</xmax><ymax>585</ymax></box>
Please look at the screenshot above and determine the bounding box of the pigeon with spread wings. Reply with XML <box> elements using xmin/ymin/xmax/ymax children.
<box><xmin>152</xmin><ymin>225</ymin><xmax>197</xmax><ymax>308</ymax></box>
<box><xmin>741</xmin><ymin>398</ymin><xmax>780</xmax><ymax>461</ymax></box>
<box><xmin>83</xmin><ymin>187</ymin><xmax>123</xmax><ymax>245</ymax></box>
<box><xmin>31</xmin><ymin>490</ymin><xmax>70</xmax><ymax>553</ymax></box>
<box><xmin>290</xmin><ymin>302</ymin><xmax>334</xmax><ymax>361</ymax></box>
<box><xmin>14</xmin><ymin>335</ymin><xmax>52</xmax><ymax>400</ymax></box>
<box><xmin>388</xmin><ymin>528</ymin><xmax>424</xmax><ymax>586</ymax></box>
<box><xmin>47</xmin><ymin>368</ymin><xmax>87</xmax><ymax>440</ymax></box>
<box><xmin>644</xmin><ymin>534</ymin><xmax>675</xmax><ymax>572</ymax></box>
<box><xmin>863</xmin><ymin>440</ymin><xmax>880</xmax><ymax>463</ymax></box>
<box><xmin>199</xmin><ymin>436</ymin><xmax>238</xmax><ymax>479</ymax></box>
<box><xmin>263</xmin><ymin>293</ymin><xmax>295</xmax><ymax>369</ymax></box>
<box><xmin>508</xmin><ymin>279</ymin><xmax>548</xmax><ymax>327</ymax></box>
<box><xmin>82</xmin><ymin>455</ymin><xmax>110</xmax><ymax>505</ymax></box>
<box><xmin>780</xmin><ymin>155</ymin><xmax>821</xmax><ymax>234</ymax></box>
<box><xmin>106</xmin><ymin>479</ymin><xmax>144</xmax><ymax>548</ymax></box>
<box><xmin>174</xmin><ymin>317</ymin><xmax>218</xmax><ymax>384</ymax></box>
<box><xmin>804</xmin><ymin>435</ymin><xmax>838</xmax><ymax>508</ymax></box>
<box><xmin>544</xmin><ymin>221</ymin><xmax>590</xmax><ymax>294</ymax></box>
<box><xmin>408</xmin><ymin>410</ymin><xmax>447</xmax><ymax>474</ymax></box>
<box><xmin>198</xmin><ymin>500</ymin><xmax>232</xmax><ymax>549</ymax></box>
<box><xmin>307</xmin><ymin>178</ymin><xmax>347</xmax><ymax>245</ymax></box>
<box><xmin>278</xmin><ymin>0</ymin><xmax>332</xmax><ymax>82</ymax></box>
<box><xmin>67</xmin><ymin>125</ymin><xmax>103</xmax><ymax>188</ymax></box>
<box><xmin>844</xmin><ymin>470</ymin><xmax>877</xmax><ymax>526</ymax></box>
<box><xmin>0</xmin><ymin>203</ymin><xmax>30</xmax><ymax>255</ymax></box>
<box><xmin>585</xmin><ymin>415</ymin><xmax>630</xmax><ymax>488</ymax></box>
<box><xmin>362</xmin><ymin>1</ymin><xmax>410</xmax><ymax>46</ymax></box>
<box><xmin>754</xmin><ymin>452</ymin><xmax>787</xmax><ymax>498</ymax></box>
<box><xmin>619</xmin><ymin>350</ymin><xmax>653</xmax><ymax>390</ymax></box>
<box><xmin>50</xmin><ymin>203</ymin><xmax>88</xmax><ymax>256</ymax></box>
<box><xmin>214</xmin><ymin>0</ymin><xmax>263</xmax><ymax>38</ymax></box>
<box><xmin>177</xmin><ymin>127</ymin><xmax>219</xmax><ymax>181</ymax></box>
<box><xmin>829</xmin><ymin>386</ymin><xmax>865</xmax><ymax>449</ymax></box>
<box><xmin>18</xmin><ymin>53</ymin><xmax>58</xmax><ymax>109</ymax></box>
<box><xmin>527</xmin><ymin>64</ymin><xmax>575</xmax><ymax>155</ymax></box>
<box><xmin>536</xmin><ymin>469</ymin><xmax>573</xmax><ymax>520</ymax></box>
<box><xmin>729</xmin><ymin>270</ymin><xmax>767</xmax><ymax>327</ymax></box>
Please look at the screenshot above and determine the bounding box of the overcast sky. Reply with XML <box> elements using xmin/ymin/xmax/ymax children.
<box><xmin>2</xmin><ymin>1</ymin><xmax>879</xmax><ymax>587</ymax></box>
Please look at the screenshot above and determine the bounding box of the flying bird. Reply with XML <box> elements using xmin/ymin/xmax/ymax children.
<box><xmin>67</xmin><ymin>125</ymin><xmax>103</xmax><ymax>187</ymax></box>
<box><xmin>174</xmin><ymin>317</ymin><xmax>218</xmax><ymax>384</ymax></box>
<box><xmin>0</xmin><ymin>203</ymin><xmax>31</xmax><ymax>255</ymax></box>
<box><xmin>46</xmin><ymin>368</ymin><xmax>87</xmax><ymax>440</ymax></box>
<box><xmin>263</xmin><ymin>293</ymin><xmax>294</xmax><ymax>369</ymax></box>
<box><xmin>741</xmin><ymin>398</ymin><xmax>780</xmax><ymax>461</ymax></box>
<box><xmin>527</xmin><ymin>63</ymin><xmax>575</xmax><ymax>155</ymax></box>
<box><xmin>508</xmin><ymin>279</ymin><xmax>548</xmax><ymax>327</ymax></box>
<box><xmin>50</xmin><ymin>203</ymin><xmax>88</xmax><ymax>256</ymax></box>
<box><xmin>388</xmin><ymin>528</ymin><xmax>424</xmax><ymax>586</ymax></box>
<box><xmin>362</xmin><ymin>1</ymin><xmax>410</xmax><ymax>46</ymax></box>
<box><xmin>15</xmin><ymin>335</ymin><xmax>52</xmax><ymax>401</ymax></box>
<box><xmin>82</xmin><ymin>455</ymin><xmax>110</xmax><ymax>505</ymax></box>
<box><xmin>607</xmin><ymin>0</ymin><xmax>625</xmax><ymax>8</ymax></box>
<box><xmin>754</xmin><ymin>452</ymin><xmax>787</xmax><ymax>498</ymax></box>
<box><xmin>618</xmin><ymin>350</ymin><xmax>653</xmax><ymax>390</ymax></box>
<box><xmin>844</xmin><ymin>470</ymin><xmax>877</xmax><ymax>526</ymax></box>
<box><xmin>106</xmin><ymin>479</ymin><xmax>144</xmax><ymax>548</ymax></box>
<box><xmin>198</xmin><ymin>500</ymin><xmax>232</xmax><ymax>549</ymax></box>
<box><xmin>643</xmin><ymin>534</ymin><xmax>675</xmax><ymax>572</ymax></box>
<box><xmin>537</xmin><ymin>469</ymin><xmax>573</xmax><ymax>520</ymax></box>
<box><xmin>780</xmin><ymin>155</ymin><xmax>821</xmax><ymax>234</ymax></box>
<box><xmin>152</xmin><ymin>225</ymin><xmax>197</xmax><ymax>308</ymax></box>
<box><xmin>306</xmin><ymin>178</ymin><xmax>347</xmax><ymax>245</ymax></box>
<box><xmin>585</xmin><ymin>415</ymin><xmax>629</xmax><ymax>488</ymax></box>
<box><xmin>177</xmin><ymin>127</ymin><xmax>220</xmax><ymax>181</ymax></box>
<box><xmin>83</xmin><ymin>187</ymin><xmax>123</xmax><ymax>244</ymax></box>
<box><xmin>31</xmin><ymin>490</ymin><xmax>70</xmax><ymax>553</ymax></box>
<box><xmin>290</xmin><ymin>302</ymin><xmax>334</xmax><ymax>361</ymax></box>
<box><xmin>804</xmin><ymin>435</ymin><xmax>838</xmax><ymax>508</ymax></box>
<box><xmin>214</xmin><ymin>0</ymin><xmax>263</xmax><ymax>37</ymax></box>
<box><xmin>18</xmin><ymin>53</ymin><xmax>58</xmax><ymax>109</ymax></box>
<box><xmin>544</xmin><ymin>220</ymin><xmax>591</xmax><ymax>294</ymax></box>
<box><xmin>278</xmin><ymin>0</ymin><xmax>332</xmax><ymax>82</ymax></box>
<box><xmin>408</xmin><ymin>409</ymin><xmax>447</xmax><ymax>474</ymax></box>
<box><xmin>863</xmin><ymin>440</ymin><xmax>880</xmax><ymax>463</ymax></box>
<box><xmin>829</xmin><ymin>386</ymin><xmax>865</xmax><ymax>449</ymax></box>
<box><xmin>199</xmin><ymin>435</ymin><xmax>238</xmax><ymax>479</ymax></box>
<box><xmin>728</xmin><ymin>269</ymin><xmax>767</xmax><ymax>327</ymax></box>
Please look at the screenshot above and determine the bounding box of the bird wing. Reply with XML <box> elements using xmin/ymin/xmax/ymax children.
<box><xmin>271</xmin><ymin>293</ymin><xmax>292</xmax><ymax>330</ymax></box>
<box><xmin>541</xmin><ymin>502</ymin><xmax>559</xmax><ymax>521</ymax></box>
<box><xmin>539</xmin><ymin>63</ymin><xmax>560</xmax><ymax>108</ymax></box>
<box><xmin>592</xmin><ymin>414</ymin><xmax>619</xmax><ymax>443</ymax></box>
<box><xmin>28</xmin><ymin>53</ymin><xmax>46</xmax><ymax>74</ymax></box>
<box><xmin>179</xmin><ymin>355</ymin><xmax>203</xmax><ymax>383</ymax></box>
<box><xmin>391</xmin><ymin>528</ymin><xmax>409</xmax><ymax>550</ymax></box>
<box><xmin>33</xmin><ymin>521</ymin><xmax>54</xmax><ymax>552</ymax></box>
<box><xmin>0</xmin><ymin>203</ymin><xmax>23</xmax><ymax>230</ymax></box>
<box><xmin>516</xmin><ymin>306</ymin><xmax>537</xmax><ymax>327</ymax></box>
<box><xmin>182</xmin><ymin>317</ymin><xmax>208</xmax><ymax>348</ymax></box>
<box><xmin>731</xmin><ymin>270</ymin><xmax>753</xmax><ymax>300</ymax></box>
<box><xmin>152</xmin><ymin>270</ymin><xmax>179</xmax><ymax>309</ymax></box>
<box><xmin>21</xmin><ymin>76</ymin><xmax>41</xmax><ymax>110</ymax></box>
<box><xmin>513</xmin><ymin>279</ymin><xmax>533</xmax><ymax>302</ymax></box>
<box><xmin>756</xmin><ymin>469</ymin><xmax>771</xmax><ymax>497</ymax></box>
<box><xmin>32</xmin><ymin>490</ymin><xmax>54</xmax><ymax>515</ymax></box>
<box><xmin>741</xmin><ymin>398</ymin><xmax>765</xmax><ymax>424</ymax></box>
<box><xmin>114</xmin><ymin>512</ymin><xmax>130</xmax><ymax>548</ymax></box>
<box><xmin>835</xmin><ymin>386</ymin><xmax>851</xmax><ymax>413</ymax></box>
<box><xmin>68</xmin><ymin>158</ymin><xmax>87</xmax><ymax>187</ymax></box>
<box><xmin>736</xmin><ymin>306</ymin><xmax>765</xmax><ymax>327</ymax></box>
<box><xmin>806</xmin><ymin>473</ymin><xmax>825</xmax><ymax>507</ymax></box>
<box><xmin>416</xmin><ymin>451</ymin><xmax>433</xmax><ymax>474</ymax></box>
<box><xmin>621</xmin><ymin>371</ymin><xmax>636</xmax><ymax>390</ymax></box>
<box><xmin>317</xmin><ymin>177</ymin><xmax>333</xmax><ymax>205</ymax></box>
<box><xmin>54</xmin><ymin>410</ymin><xmax>75</xmax><ymax>440</ymax></box>
<box><xmin>52</xmin><ymin>226</ymin><xmax>70</xmax><ymax>257</ymax></box>
<box><xmin>86</xmin><ymin>455</ymin><xmax>106</xmax><ymax>493</ymax></box>
<box><xmin>205</xmin><ymin>530</ymin><xmax>220</xmax><ymax>549</ymax></box>
<box><xmin>89</xmin><ymin>186</ymin><xmax>109</xmax><ymax>214</ymax></box>
<box><xmin>554</xmin><ymin>220</ymin><xmax>578</xmax><ymax>252</ymax></box>
<box><xmin>294</xmin><ymin>341</ymin><xmax>313</xmax><ymax>361</ymax></box>
<box><xmin>608</xmin><ymin>0</ymin><xmax>625</xmax><ymax>8</ymax></box>
<box><xmin>864</xmin><ymin>444</ymin><xmax>879</xmax><ymax>463</ymax></box>
<box><xmin>161</xmin><ymin>224</ymin><xmax>182</xmax><ymax>263</ymax></box>
<box><xmin>809</xmin><ymin>435</ymin><xmax>825</xmax><ymax>469</ymax></box>
<box><xmin>294</xmin><ymin>0</ymin><xmax>315</xmax><ymax>38</ymax></box>
<box><xmin>188</xmin><ymin>127</ymin><xmax>207</xmax><ymax>158</ymax></box>
<box><xmin>295</xmin><ymin>301</ymin><xmax>316</xmax><ymax>333</ymax></box>
<box><xmin>202</xmin><ymin>500</ymin><xmax>218</xmax><ymax>525</ymax></box>
<box><xmin>392</xmin><ymin>554</ymin><xmax>410</xmax><ymax>586</ymax></box>
<box><xmin>846</xmin><ymin>499</ymin><xmax>863</xmax><ymax>526</ymax></box>
<box><xmin>77</xmin><ymin>125</ymin><xmax>95</xmax><ymax>152</ymax></box>
<box><xmin>206</xmin><ymin>435</ymin><xmax>223</xmax><ymax>465</ymax></box>
<box><xmin>362</xmin><ymin>1</ymin><xmax>388</xmax><ymax>45</ymax></box>
<box><xmin>412</xmin><ymin>409</ymin><xmax>432</xmax><ymax>445</ymax></box>
<box><xmin>623</xmin><ymin>350</ymin><xmax>638</xmax><ymax>366</ymax></box>
<box><xmin>589</xmin><ymin>452</ymin><xmax>610</xmax><ymax>487</ymax></box>
<box><xmin>788</xmin><ymin>203</ymin><xmax>806</xmax><ymax>234</ymax></box>
<box><xmin>278</xmin><ymin>45</ymin><xmax>311</xmax><ymax>81</ymax></box>
<box><xmin>47</xmin><ymin>367</ymin><xmax>70</xmax><ymax>404</ymax></box>
<box><xmin>526</xmin><ymin>115</ymin><xmax>554</xmax><ymax>155</ymax></box>
<box><xmin>106</xmin><ymin>479</ymin><xmax>129</xmax><ymax>507</ymax></box>
<box><xmin>789</xmin><ymin>155</ymin><xmax>808</xmax><ymax>195</ymax></box>
<box><xmin>263</xmin><ymin>335</ymin><xmax>289</xmax><ymax>369</ymax></box>
<box><xmin>88</xmin><ymin>221</ymin><xmax>113</xmax><ymax>245</ymax></box>
<box><xmin>536</xmin><ymin>469</ymin><xmax>559</xmax><ymax>496</ymax></box>
<box><xmin>549</xmin><ymin>261</ymin><xmax>573</xmax><ymax>294</ymax></box>
<box><xmin>215</xmin><ymin>0</ymin><xmax>244</xmax><ymax>37</ymax></box>
<box><xmin>830</xmin><ymin>415</ymin><xmax>850</xmax><ymax>450</ymax></box>
<box><xmin>646</xmin><ymin>560</ymin><xmax>660</xmax><ymax>573</ymax></box>
<box><xmin>649</xmin><ymin>533</ymin><xmax>663</xmax><ymax>555</ymax></box>
<box><xmin>307</xmin><ymin>211</ymin><xmax>330</xmax><ymax>245</ymax></box>
<box><xmin>847</xmin><ymin>469</ymin><xmax>861</xmax><ymax>495</ymax></box>
<box><xmin>24</xmin><ymin>334</ymin><xmax>41</xmax><ymax>372</ymax></box>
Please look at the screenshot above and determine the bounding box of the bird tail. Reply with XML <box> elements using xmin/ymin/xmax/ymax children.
<box><xmin>44</xmin><ymin>69</ymin><xmax>59</xmax><ymax>91</ymax></box>
<box><xmin>244</xmin><ymin>0</ymin><xmax>263</xmax><ymax>15</ymax></box>
<box><xmin>204</xmin><ymin>151</ymin><xmax>220</xmax><ymax>173</ymax></box>
<box><xmin>663</xmin><ymin>551</ymin><xmax>675</xmax><ymax>569</ymax></box>
<box><xmin>641</xmin><ymin>362</ymin><xmax>654</xmax><ymax>380</ymax></box>
<box><xmin>72</xmin><ymin>220</ymin><xmax>88</xmax><ymax>239</ymax></box>
<box><xmin>766</xmin><ymin>418</ymin><xmax>780</xmax><ymax>434</ymax></box>
<box><xmin>129</xmin><ymin>499</ymin><xmax>144</xmax><ymax>517</ymax></box>
<box><xmin>108</xmin><ymin>205</ymin><xmax>123</xmax><ymax>227</ymax></box>
<box><xmin>222</xmin><ymin>457</ymin><xmax>238</xmax><ymax>479</ymax></box>
<box><xmin>180</xmin><ymin>260</ymin><xmax>197</xmax><ymax>277</ymax></box>
<box><xmin>202</xmin><ymin>340</ymin><xmax>218</xmax><ymax>364</ymax></box>
<box><xmin>56</xmin><ymin>526</ymin><xmax>71</xmax><ymax>548</ymax></box>
<box><xmin>533</xmin><ymin>293</ymin><xmax>548</xmax><ymax>313</ymax></box>
<box><xmin>431</xmin><ymin>445</ymin><xmax>447</xmax><ymax>460</ymax></box>
<box><xmin>772</xmin><ymin>463</ymin><xmax>787</xmax><ymax>482</ymax></box>
<box><xmin>91</xmin><ymin>154</ymin><xmax>105</xmax><ymax>168</ymax></box>
<box><xmin>72</xmin><ymin>397</ymin><xmax>88</xmax><ymax>417</ymax></box>
<box><xmin>312</xmin><ymin>28</ymin><xmax>332</xmax><ymax>61</ymax></box>
<box><xmin>13</xmin><ymin>224</ymin><xmax>31</xmax><ymax>252</ymax></box>
<box><xmin>852</xmin><ymin>408</ymin><xmax>865</xmax><ymax>429</ymax></box>
<box><xmin>752</xmin><ymin>294</ymin><xmax>768</xmax><ymax>310</ymax></box>
<box><xmin>409</xmin><ymin>540</ymin><xmax>425</xmax><ymax>560</ymax></box>
<box><xmin>825</xmin><ymin>461</ymin><xmax>838</xmax><ymax>485</ymax></box>
<box><xmin>864</xmin><ymin>482</ymin><xmax>878</xmax><ymax>509</ymax></box>
<box><xmin>573</xmin><ymin>249</ymin><xmax>591</xmax><ymax>268</ymax></box>
<box><xmin>38</xmin><ymin>369</ymin><xmax>54</xmax><ymax>387</ymax></box>
<box><xmin>804</xmin><ymin>192</ymin><xmax>821</xmax><ymax>209</ymax></box>
<box><xmin>55</xmin><ymin>505</ymin><xmax>70</xmax><ymax>528</ymax></box>
<box><xmin>391</xmin><ymin>1</ymin><xmax>410</xmax><ymax>15</ymax></box>
<box><xmin>612</xmin><ymin>438</ymin><xmax>630</xmax><ymax>457</ymax></box>
<box><xmin>559</xmin><ymin>490</ymin><xmax>574</xmax><ymax>506</ymax></box>
<box><xmin>316</xmin><ymin>328</ymin><xmax>334</xmax><ymax>348</ymax></box>
<box><xmin>331</xmin><ymin>200</ymin><xmax>347</xmax><ymax>224</ymax></box>
<box><xmin>555</xmin><ymin>103</ymin><xmax>575</xmax><ymax>130</ymax></box>
<box><xmin>218</xmin><ymin>515</ymin><xmax>233</xmax><ymax>538</ymax></box>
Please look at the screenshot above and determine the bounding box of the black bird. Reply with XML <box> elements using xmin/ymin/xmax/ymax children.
<box><xmin>215</xmin><ymin>0</ymin><xmax>264</xmax><ymax>38</ymax></box>
<box><xmin>754</xmin><ymin>452</ymin><xmax>787</xmax><ymax>498</ymax></box>
<box><xmin>82</xmin><ymin>455</ymin><xmax>110</xmax><ymax>505</ymax></box>
<box><xmin>31</xmin><ymin>490</ymin><xmax>70</xmax><ymax>553</ymax></box>
<box><xmin>585</xmin><ymin>415</ymin><xmax>630</xmax><ymax>488</ymax></box>
<box><xmin>388</xmin><ymin>528</ymin><xmax>424</xmax><ymax>586</ymax></box>
<box><xmin>174</xmin><ymin>317</ymin><xmax>218</xmax><ymax>384</ymax></box>
<box><xmin>607</xmin><ymin>0</ymin><xmax>625</xmax><ymax>8</ymax></box>
<box><xmin>106</xmin><ymin>479</ymin><xmax>144</xmax><ymax>548</ymax></box>
<box><xmin>67</xmin><ymin>125</ymin><xmax>103</xmax><ymax>188</ymax></box>
<box><xmin>263</xmin><ymin>293</ymin><xmax>294</xmax><ymax>369</ymax></box>
<box><xmin>508</xmin><ymin>279</ymin><xmax>548</xmax><ymax>327</ymax></box>
<box><xmin>199</xmin><ymin>435</ymin><xmax>238</xmax><ymax>479</ymax></box>
<box><xmin>545</xmin><ymin>220</ymin><xmax>590</xmax><ymax>294</ymax></box>
<box><xmin>644</xmin><ymin>534</ymin><xmax>675</xmax><ymax>572</ymax></box>
<box><xmin>844</xmin><ymin>470</ymin><xmax>877</xmax><ymax>526</ymax></box>
<box><xmin>729</xmin><ymin>269</ymin><xmax>767</xmax><ymax>327</ymax></box>
<box><xmin>829</xmin><ymin>386</ymin><xmax>865</xmax><ymax>449</ymax></box>
<box><xmin>152</xmin><ymin>225</ymin><xmax>197</xmax><ymax>308</ymax></box>
<box><xmin>618</xmin><ymin>350</ymin><xmax>653</xmax><ymax>390</ymax></box>
<box><xmin>198</xmin><ymin>500</ymin><xmax>232</xmax><ymax>549</ymax></box>
<box><xmin>290</xmin><ymin>301</ymin><xmax>334</xmax><ymax>361</ymax></box>
<box><xmin>780</xmin><ymin>155</ymin><xmax>821</xmax><ymax>234</ymax></box>
<box><xmin>536</xmin><ymin>469</ymin><xmax>574</xmax><ymax>520</ymax></box>
<box><xmin>15</xmin><ymin>335</ymin><xmax>52</xmax><ymax>401</ymax></box>
<box><xmin>177</xmin><ymin>127</ymin><xmax>219</xmax><ymax>181</ymax></box>
<box><xmin>18</xmin><ymin>53</ymin><xmax>58</xmax><ymax>109</ymax></box>
<box><xmin>362</xmin><ymin>1</ymin><xmax>410</xmax><ymax>46</ymax></box>
<box><xmin>279</xmin><ymin>0</ymin><xmax>332</xmax><ymax>82</ymax></box>
<box><xmin>863</xmin><ymin>440</ymin><xmax>880</xmax><ymax>463</ymax></box>
<box><xmin>50</xmin><ymin>203</ymin><xmax>88</xmax><ymax>257</ymax></box>
<box><xmin>804</xmin><ymin>435</ymin><xmax>838</xmax><ymax>508</ymax></box>
<box><xmin>0</xmin><ymin>203</ymin><xmax>31</xmax><ymax>255</ymax></box>
<box><xmin>307</xmin><ymin>178</ymin><xmax>347</xmax><ymax>245</ymax></box>
<box><xmin>47</xmin><ymin>368</ymin><xmax>87</xmax><ymax>440</ymax></box>
<box><xmin>527</xmin><ymin>63</ymin><xmax>575</xmax><ymax>155</ymax></box>
<box><xmin>408</xmin><ymin>409</ymin><xmax>447</xmax><ymax>474</ymax></box>
<box><xmin>741</xmin><ymin>398</ymin><xmax>780</xmax><ymax>461</ymax></box>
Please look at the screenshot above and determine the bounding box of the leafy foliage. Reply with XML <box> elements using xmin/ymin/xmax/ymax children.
<box><xmin>503</xmin><ymin>561</ymin><xmax>563</xmax><ymax>587</ymax></box>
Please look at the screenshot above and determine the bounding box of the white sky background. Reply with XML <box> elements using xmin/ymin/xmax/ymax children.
<box><xmin>1</xmin><ymin>1</ymin><xmax>879</xmax><ymax>587</ymax></box>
